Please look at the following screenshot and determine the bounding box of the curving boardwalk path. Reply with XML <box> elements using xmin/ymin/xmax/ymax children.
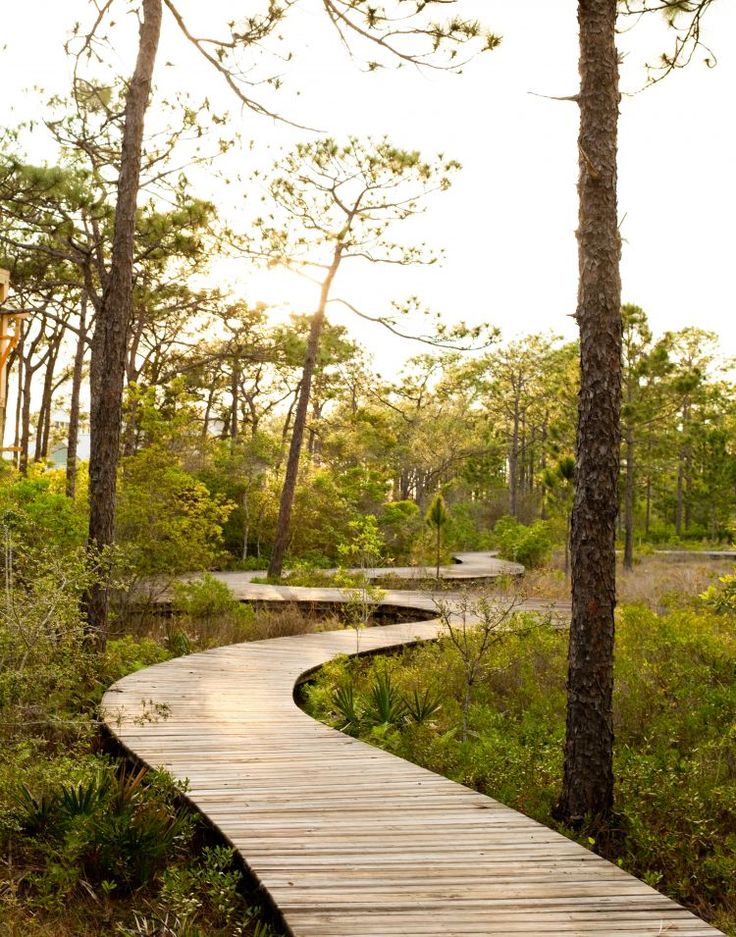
<box><xmin>102</xmin><ymin>553</ymin><xmax>723</xmax><ymax>937</ymax></box>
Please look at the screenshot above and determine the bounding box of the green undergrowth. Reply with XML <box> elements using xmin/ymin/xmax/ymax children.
<box><xmin>0</xmin><ymin>628</ymin><xmax>283</xmax><ymax>937</ymax></box>
<box><xmin>0</xmin><ymin>547</ymin><xmax>286</xmax><ymax>936</ymax></box>
<box><xmin>303</xmin><ymin>605</ymin><xmax>736</xmax><ymax>935</ymax></box>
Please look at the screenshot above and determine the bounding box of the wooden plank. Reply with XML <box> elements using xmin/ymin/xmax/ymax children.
<box><xmin>101</xmin><ymin>552</ymin><xmax>723</xmax><ymax>937</ymax></box>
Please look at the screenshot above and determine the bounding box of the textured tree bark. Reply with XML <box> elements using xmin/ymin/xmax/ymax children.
<box><xmin>268</xmin><ymin>248</ymin><xmax>342</xmax><ymax>578</ymax></box>
<box><xmin>84</xmin><ymin>0</ymin><xmax>162</xmax><ymax>640</ymax></box>
<box><xmin>553</xmin><ymin>0</ymin><xmax>622</xmax><ymax>826</ymax></box>
<box><xmin>279</xmin><ymin>382</ymin><xmax>301</xmax><ymax>451</ymax></box>
<box><xmin>66</xmin><ymin>295</ymin><xmax>88</xmax><ymax>498</ymax></box>
<box><xmin>201</xmin><ymin>383</ymin><xmax>215</xmax><ymax>440</ymax></box>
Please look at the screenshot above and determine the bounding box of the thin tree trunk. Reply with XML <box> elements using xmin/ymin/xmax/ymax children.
<box><xmin>242</xmin><ymin>490</ymin><xmax>249</xmax><ymax>561</ymax></box>
<box><xmin>268</xmin><ymin>246</ymin><xmax>343</xmax><ymax>578</ymax></box>
<box><xmin>66</xmin><ymin>296</ymin><xmax>88</xmax><ymax>498</ymax></box>
<box><xmin>279</xmin><ymin>382</ymin><xmax>301</xmax><ymax>451</ymax></box>
<box><xmin>17</xmin><ymin>326</ymin><xmax>46</xmax><ymax>476</ymax></box>
<box><xmin>13</xmin><ymin>335</ymin><xmax>24</xmax><ymax>469</ymax></box>
<box><xmin>554</xmin><ymin>0</ymin><xmax>621</xmax><ymax>827</ymax></box>
<box><xmin>35</xmin><ymin>337</ymin><xmax>61</xmax><ymax>462</ymax></box>
<box><xmin>19</xmin><ymin>358</ymin><xmax>34</xmax><ymax>476</ymax></box>
<box><xmin>509</xmin><ymin>400</ymin><xmax>519</xmax><ymax>517</ymax></box>
<box><xmin>623</xmin><ymin>426</ymin><xmax>635</xmax><ymax>570</ymax></box>
<box><xmin>1</xmin><ymin>346</ymin><xmax>19</xmax><ymax>449</ymax></box>
<box><xmin>675</xmin><ymin>400</ymin><xmax>689</xmax><ymax>536</ymax></box>
<box><xmin>84</xmin><ymin>0</ymin><xmax>162</xmax><ymax>640</ymax></box>
<box><xmin>528</xmin><ymin>429</ymin><xmax>536</xmax><ymax>497</ymax></box>
<box><xmin>229</xmin><ymin>362</ymin><xmax>239</xmax><ymax>439</ymax></box>
<box><xmin>201</xmin><ymin>383</ymin><xmax>215</xmax><ymax>440</ymax></box>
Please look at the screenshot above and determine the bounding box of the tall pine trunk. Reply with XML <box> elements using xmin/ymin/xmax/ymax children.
<box><xmin>554</xmin><ymin>0</ymin><xmax>622</xmax><ymax>826</ymax></box>
<box><xmin>84</xmin><ymin>0</ymin><xmax>162</xmax><ymax>639</ymax></box>
<box><xmin>268</xmin><ymin>246</ymin><xmax>343</xmax><ymax>578</ymax></box>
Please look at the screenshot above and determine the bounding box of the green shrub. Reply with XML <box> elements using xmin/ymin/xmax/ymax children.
<box><xmin>379</xmin><ymin>500</ymin><xmax>422</xmax><ymax>562</ymax></box>
<box><xmin>116</xmin><ymin>447</ymin><xmax>233</xmax><ymax>587</ymax></box>
<box><xmin>700</xmin><ymin>571</ymin><xmax>736</xmax><ymax>614</ymax></box>
<box><xmin>102</xmin><ymin>635</ymin><xmax>173</xmax><ymax>684</ymax></box>
<box><xmin>227</xmin><ymin>555</ymin><xmax>269</xmax><ymax>571</ymax></box>
<box><xmin>118</xmin><ymin>843</ymin><xmax>281</xmax><ymax>935</ymax></box>
<box><xmin>0</xmin><ymin>472</ymin><xmax>87</xmax><ymax>551</ymax></box>
<box><xmin>493</xmin><ymin>515</ymin><xmax>551</xmax><ymax>567</ymax></box>
<box><xmin>171</xmin><ymin>574</ymin><xmax>255</xmax><ymax>648</ymax></box>
<box><xmin>14</xmin><ymin>765</ymin><xmax>194</xmax><ymax>897</ymax></box>
<box><xmin>172</xmin><ymin>574</ymin><xmax>251</xmax><ymax>625</ymax></box>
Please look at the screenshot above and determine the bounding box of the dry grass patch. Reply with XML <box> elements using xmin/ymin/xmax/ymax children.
<box><xmin>516</xmin><ymin>552</ymin><xmax>733</xmax><ymax>611</ymax></box>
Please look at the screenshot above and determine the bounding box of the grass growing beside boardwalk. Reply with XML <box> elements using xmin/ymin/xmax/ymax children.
<box><xmin>522</xmin><ymin>552</ymin><xmax>734</xmax><ymax>609</ymax></box>
<box><xmin>304</xmin><ymin>602</ymin><xmax>736</xmax><ymax>936</ymax></box>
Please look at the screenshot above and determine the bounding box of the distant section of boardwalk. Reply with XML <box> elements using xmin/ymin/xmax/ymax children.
<box><xmin>203</xmin><ymin>550</ymin><xmax>525</xmax><ymax>590</ymax></box>
<box><xmin>102</xmin><ymin>553</ymin><xmax>723</xmax><ymax>937</ymax></box>
<box><xmin>654</xmin><ymin>550</ymin><xmax>736</xmax><ymax>561</ymax></box>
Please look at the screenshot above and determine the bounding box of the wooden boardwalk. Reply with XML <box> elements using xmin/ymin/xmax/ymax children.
<box><xmin>102</xmin><ymin>553</ymin><xmax>723</xmax><ymax>937</ymax></box>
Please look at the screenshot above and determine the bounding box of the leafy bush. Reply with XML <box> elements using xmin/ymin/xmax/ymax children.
<box><xmin>14</xmin><ymin>765</ymin><xmax>194</xmax><ymax>896</ymax></box>
<box><xmin>0</xmin><ymin>530</ymin><xmax>105</xmax><ymax>751</ymax></box>
<box><xmin>0</xmin><ymin>471</ymin><xmax>87</xmax><ymax>551</ymax></box>
<box><xmin>116</xmin><ymin>447</ymin><xmax>233</xmax><ymax>589</ymax></box>
<box><xmin>102</xmin><ymin>635</ymin><xmax>174</xmax><ymax>684</ymax></box>
<box><xmin>171</xmin><ymin>574</ymin><xmax>255</xmax><ymax>649</ymax></box>
<box><xmin>700</xmin><ymin>570</ymin><xmax>736</xmax><ymax>614</ymax></box>
<box><xmin>378</xmin><ymin>500</ymin><xmax>422</xmax><ymax>562</ymax></box>
<box><xmin>227</xmin><ymin>555</ymin><xmax>269</xmax><ymax>571</ymax></box>
<box><xmin>156</xmin><ymin>846</ymin><xmax>248</xmax><ymax>930</ymax></box>
<box><xmin>492</xmin><ymin>515</ymin><xmax>551</xmax><ymax>567</ymax></box>
<box><xmin>173</xmin><ymin>574</ymin><xmax>251</xmax><ymax>626</ymax></box>
<box><xmin>0</xmin><ymin>476</ymin><xmax>277</xmax><ymax>936</ymax></box>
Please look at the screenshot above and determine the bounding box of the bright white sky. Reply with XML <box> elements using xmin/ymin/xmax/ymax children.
<box><xmin>2</xmin><ymin>1</ymin><xmax>735</xmax><ymax>375</ymax></box>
